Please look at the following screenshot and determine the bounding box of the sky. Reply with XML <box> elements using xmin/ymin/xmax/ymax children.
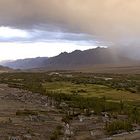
<box><xmin>0</xmin><ymin>26</ymin><xmax>97</xmax><ymax>61</ymax></box>
<box><xmin>0</xmin><ymin>0</ymin><xmax>140</xmax><ymax>61</ymax></box>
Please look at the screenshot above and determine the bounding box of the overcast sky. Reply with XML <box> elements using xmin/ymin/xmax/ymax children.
<box><xmin>0</xmin><ymin>0</ymin><xmax>140</xmax><ymax>61</ymax></box>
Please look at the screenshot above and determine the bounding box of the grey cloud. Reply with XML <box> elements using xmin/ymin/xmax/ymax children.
<box><xmin>0</xmin><ymin>29</ymin><xmax>98</xmax><ymax>46</ymax></box>
<box><xmin>0</xmin><ymin>0</ymin><xmax>140</xmax><ymax>45</ymax></box>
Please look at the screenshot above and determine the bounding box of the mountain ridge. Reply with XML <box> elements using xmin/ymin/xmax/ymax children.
<box><xmin>1</xmin><ymin>57</ymin><xmax>48</xmax><ymax>69</ymax></box>
<box><xmin>0</xmin><ymin>65</ymin><xmax>12</xmax><ymax>72</ymax></box>
<box><xmin>1</xmin><ymin>47</ymin><xmax>139</xmax><ymax>70</ymax></box>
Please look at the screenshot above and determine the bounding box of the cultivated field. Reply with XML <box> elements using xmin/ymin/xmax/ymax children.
<box><xmin>44</xmin><ymin>81</ymin><xmax>140</xmax><ymax>101</ymax></box>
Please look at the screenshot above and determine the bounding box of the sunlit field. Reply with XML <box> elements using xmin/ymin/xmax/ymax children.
<box><xmin>44</xmin><ymin>81</ymin><xmax>140</xmax><ymax>101</ymax></box>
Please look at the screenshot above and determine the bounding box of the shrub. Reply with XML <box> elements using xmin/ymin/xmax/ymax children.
<box><xmin>105</xmin><ymin>120</ymin><xmax>133</xmax><ymax>135</ymax></box>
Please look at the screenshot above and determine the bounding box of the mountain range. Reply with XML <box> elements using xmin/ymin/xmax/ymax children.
<box><xmin>0</xmin><ymin>65</ymin><xmax>12</xmax><ymax>72</ymax></box>
<box><xmin>1</xmin><ymin>47</ymin><xmax>139</xmax><ymax>70</ymax></box>
<box><xmin>1</xmin><ymin>57</ymin><xmax>48</xmax><ymax>69</ymax></box>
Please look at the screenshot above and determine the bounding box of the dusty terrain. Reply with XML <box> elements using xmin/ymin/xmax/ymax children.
<box><xmin>0</xmin><ymin>84</ymin><xmax>63</xmax><ymax>140</ymax></box>
<box><xmin>0</xmin><ymin>84</ymin><xmax>140</xmax><ymax>140</ymax></box>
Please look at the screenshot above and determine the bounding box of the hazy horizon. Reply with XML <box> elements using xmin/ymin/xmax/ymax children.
<box><xmin>0</xmin><ymin>40</ymin><xmax>97</xmax><ymax>61</ymax></box>
<box><xmin>0</xmin><ymin>1</ymin><xmax>140</xmax><ymax>61</ymax></box>
<box><xmin>0</xmin><ymin>26</ymin><xmax>99</xmax><ymax>61</ymax></box>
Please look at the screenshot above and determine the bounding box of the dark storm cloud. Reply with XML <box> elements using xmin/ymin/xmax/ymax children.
<box><xmin>0</xmin><ymin>0</ymin><xmax>140</xmax><ymax>45</ymax></box>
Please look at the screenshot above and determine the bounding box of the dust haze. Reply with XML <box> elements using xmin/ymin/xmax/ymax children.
<box><xmin>0</xmin><ymin>0</ymin><xmax>140</xmax><ymax>59</ymax></box>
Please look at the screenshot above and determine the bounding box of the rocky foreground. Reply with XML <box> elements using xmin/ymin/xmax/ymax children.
<box><xmin>0</xmin><ymin>84</ymin><xmax>139</xmax><ymax>140</ymax></box>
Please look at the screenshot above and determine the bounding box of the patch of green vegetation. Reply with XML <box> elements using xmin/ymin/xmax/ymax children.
<box><xmin>44</xmin><ymin>81</ymin><xmax>140</xmax><ymax>101</ymax></box>
<box><xmin>105</xmin><ymin>120</ymin><xmax>133</xmax><ymax>135</ymax></box>
<box><xmin>50</xmin><ymin>125</ymin><xmax>63</xmax><ymax>140</ymax></box>
<box><xmin>16</xmin><ymin>109</ymin><xmax>38</xmax><ymax>116</ymax></box>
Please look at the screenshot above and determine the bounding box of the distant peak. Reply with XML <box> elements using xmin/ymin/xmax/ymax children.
<box><xmin>60</xmin><ymin>51</ymin><xmax>68</xmax><ymax>55</ymax></box>
<box><xmin>72</xmin><ymin>50</ymin><xmax>82</xmax><ymax>53</ymax></box>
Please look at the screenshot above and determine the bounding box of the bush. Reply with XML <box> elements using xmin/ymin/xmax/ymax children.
<box><xmin>16</xmin><ymin>109</ymin><xmax>38</xmax><ymax>116</ymax></box>
<box><xmin>50</xmin><ymin>125</ymin><xmax>63</xmax><ymax>140</ymax></box>
<box><xmin>105</xmin><ymin>120</ymin><xmax>133</xmax><ymax>135</ymax></box>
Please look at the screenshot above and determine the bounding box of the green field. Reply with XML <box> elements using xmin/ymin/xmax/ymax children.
<box><xmin>44</xmin><ymin>82</ymin><xmax>140</xmax><ymax>101</ymax></box>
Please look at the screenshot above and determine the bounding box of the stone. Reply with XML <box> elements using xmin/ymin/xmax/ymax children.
<box><xmin>23</xmin><ymin>134</ymin><xmax>32</xmax><ymax>139</ymax></box>
<box><xmin>9</xmin><ymin>136</ymin><xmax>21</xmax><ymax>140</ymax></box>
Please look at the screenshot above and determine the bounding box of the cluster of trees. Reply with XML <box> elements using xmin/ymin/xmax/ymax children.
<box><xmin>1</xmin><ymin>72</ymin><xmax>140</xmax><ymax>93</ymax></box>
<box><xmin>0</xmin><ymin>73</ymin><xmax>139</xmax><ymax>113</ymax></box>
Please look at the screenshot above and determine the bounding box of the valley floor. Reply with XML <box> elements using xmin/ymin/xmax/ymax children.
<box><xmin>0</xmin><ymin>84</ymin><xmax>139</xmax><ymax>140</ymax></box>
